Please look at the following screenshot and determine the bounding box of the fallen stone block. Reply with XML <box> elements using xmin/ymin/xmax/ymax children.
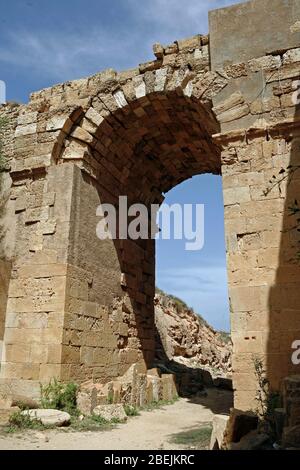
<box><xmin>224</xmin><ymin>408</ymin><xmax>258</xmax><ymax>445</ymax></box>
<box><xmin>77</xmin><ymin>390</ymin><xmax>97</xmax><ymax>416</ymax></box>
<box><xmin>21</xmin><ymin>409</ymin><xmax>71</xmax><ymax>427</ymax></box>
<box><xmin>210</xmin><ymin>414</ymin><xmax>229</xmax><ymax>450</ymax></box>
<box><xmin>93</xmin><ymin>404</ymin><xmax>127</xmax><ymax>422</ymax></box>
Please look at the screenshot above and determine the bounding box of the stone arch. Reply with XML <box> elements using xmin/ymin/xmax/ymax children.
<box><xmin>47</xmin><ymin>78</ymin><xmax>224</xmax><ymax>375</ymax></box>
<box><xmin>57</xmin><ymin>91</ymin><xmax>221</xmax><ymax>198</ymax></box>
<box><xmin>3</xmin><ymin>0</ymin><xmax>300</xmax><ymax>411</ymax></box>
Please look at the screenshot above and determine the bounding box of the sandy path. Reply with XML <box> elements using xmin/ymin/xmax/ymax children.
<box><xmin>0</xmin><ymin>390</ymin><xmax>232</xmax><ymax>450</ymax></box>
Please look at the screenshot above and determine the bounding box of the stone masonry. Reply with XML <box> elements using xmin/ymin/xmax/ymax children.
<box><xmin>0</xmin><ymin>0</ymin><xmax>300</xmax><ymax>410</ymax></box>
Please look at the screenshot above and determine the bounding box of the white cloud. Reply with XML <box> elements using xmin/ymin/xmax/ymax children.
<box><xmin>0</xmin><ymin>28</ymin><xmax>139</xmax><ymax>81</ymax></box>
<box><xmin>0</xmin><ymin>0</ymin><xmax>247</xmax><ymax>83</ymax></box>
<box><xmin>156</xmin><ymin>264</ymin><xmax>230</xmax><ymax>331</ymax></box>
<box><xmin>127</xmin><ymin>0</ymin><xmax>245</xmax><ymax>42</ymax></box>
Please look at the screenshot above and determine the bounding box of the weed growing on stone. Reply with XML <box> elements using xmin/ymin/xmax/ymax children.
<box><xmin>2</xmin><ymin>410</ymin><xmax>51</xmax><ymax>434</ymax></box>
<box><xmin>40</xmin><ymin>378</ymin><xmax>79</xmax><ymax>416</ymax></box>
<box><xmin>253</xmin><ymin>356</ymin><xmax>281</xmax><ymax>440</ymax></box>
<box><xmin>68</xmin><ymin>414</ymin><xmax>125</xmax><ymax>432</ymax></box>
<box><xmin>124</xmin><ymin>404</ymin><xmax>140</xmax><ymax>417</ymax></box>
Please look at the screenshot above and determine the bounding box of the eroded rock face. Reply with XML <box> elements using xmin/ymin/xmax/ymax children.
<box><xmin>154</xmin><ymin>292</ymin><xmax>232</xmax><ymax>379</ymax></box>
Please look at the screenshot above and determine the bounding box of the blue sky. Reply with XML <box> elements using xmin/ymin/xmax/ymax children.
<box><xmin>157</xmin><ymin>175</ymin><xmax>230</xmax><ymax>332</ymax></box>
<box><xmin>0</xmin><ymin>0</ymin><xmax>245</xmax><ymax>330</ymax></box>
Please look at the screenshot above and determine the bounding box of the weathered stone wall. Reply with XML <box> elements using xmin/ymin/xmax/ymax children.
<box><xmin>0</xmin><ymin>103</ymin><xmax>21</xmax><ymax>371</ymax></box>
<box><xmin>210</xmin><ymin>0</ymin><xmax>300</xmax><ymax>409</ymax></box>
<box><xmin>0</xmin><ymin>34</ymin><xmax>223</xmax><ymax>400</ymax></box>
<box><xmin>0</xmin><ymin>0</ymin><xmax>300</xmax><ymax>410</ymax></box>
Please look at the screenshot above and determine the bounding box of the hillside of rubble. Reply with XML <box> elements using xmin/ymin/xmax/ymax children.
<box><xmin>154</xmin><ymin>289</ymin><xmax>232</xmax><ymax>393</ymax></box>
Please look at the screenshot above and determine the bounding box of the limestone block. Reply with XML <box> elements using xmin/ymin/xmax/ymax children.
<box><xmin>21</xmin><ymin>409</ymin><xmax>71</xmax><ymax>426</ymax></box>
<box><xmin>93</xmin><ymin>404</ymin><xmax>127</xmax><ymax>422</ymax></box>
<box><xmin>61</xmin><ymin>139</ymin><xmax>91</xmax><ymax>160</ymax></box>
<box><xmin>225</xmin><ymin>62</ymin><xmax>248</xmax><ymax>78</ymax></box>
<box><xmin>161</xmin><ymin>374</ymin><xmax>176</xmax><ymax>401</ymax></box>
<box><xmin>15</xmin><ymin>123</ymin><xmax>37</xmax><ymax>137</ymax></box>
<box><xmin>30</xmin><ymin>343</ymin><xmax>49</xmax><ymax>363</ymax></box>
<box><xmin>177</xmin><ymin>35</ymin><xmax>200</xmax><ymax>51</ymax></box>
<box><xmin>266</xmin><ymin>62</ymin><xmax>300</xmax><ymax>82</ymax></box>
<box><xmin>210</xmin><ymin>414</ymin><xmax>229</xmax><ymax>450</ymax></box>
<box><xmin>113</xmin><ymin>90</ymin><xmax>128</xmax><ymax>109</ymax></box>
<box><xmin>0</xmin><ymin>378</ymin><xmax>41</xmax><ymax>401</ymax></box>
<box><xmin>17</xmin><ymin>112</ymin><xmax>38</xmax><ymax>126</ymax></box>
<box><xmin>154</xmin><ymin>67</ymin><xmax>168</xmax><ymax>92</ymax></box>
<box><xmin>85</xmin><ymin>107</ymin><xmax>104</xmax><ymax>127</ymax></box>
<box><xmin>281</xmin><ymin>92</ymin><xmax>295</xmax><ymax>108</ymax></box>
<box><xmin>194</xmin><ymin>45</ymin><xmax>209</xmax><ymax>64</ymax></box>
<box><xmin>233</xmin><ymin>332</ymin><xmax>263</xmax><ymax>354</ymax></box>
<box><xmin>133</xmin><ymin>77</ymin><xmax>146</xmax><ymax>99</ymax></box>
<box><xmin>43</xmin><ymin>192</ymin><xmax>56</xmax><ymax>207</ymax></box>
<box><xmin>223</xmin><ymin>186</ymin><xmax>250</xmax><ymax>205</ymax></box>
<box><xmin>248</xmin><ymin>55</ymin><xmax>281</xmax><ymax>72</ymax></box>
<box><xmin>41</xmin><ymin>220</ymin><xmax>56</xmax><ymax>235</ymax></box>
<box><xmin>250</xmin><ymin>96</ymin><xmax>280</xmax><ymax>114</ymax></box>
<box><xmin>80</xmin><ymin>346</ymin><xmax>94</xmax><ymax>365</ymax></box>
<box><xmin>283</xmin><ymin>48</ymin><xmax>300</xmax><ymax>65</ymax></box>
<box><xmin>118</xmin><ymin>68</ymin><xmax>139</xmax><ymax>83</ymax></box>
<box><xmin>164</xmin><ymin>43</ymin><xmax>178</xmax><ymax>55</ymax></box>
<box><xmin>218</xmin><ymin>103</ymin><xmax>250</xmax><ymax>124</ymax></box>
<box><xmin>46</xmin><ymin>116</ymin><xmax>73</xmax><ymax>133</ymax></box>
<box><xmin>139</xmin><ymin>60</ymin><xmax>161</xmax><ymax>74</ymax></box>
<box><xmin>213</xmin><ymin>92</ymin><xmax>244</xmax><ymax>116</ymax></box>
<box><xmin>232</xmin><ymin>372</ymin><xmax>257</xmax><ymax>391</ymax></box>
<box><xmin>77</xmin><ymin>388</ymin><xmax>98</xmax><ymax>416</ymax></box>
<box><xmin>71</xmin><ymin>127</ymin><xmax>94</xmax><ymax>145</ymax></box>
<box><xmin>38</xmin><ymin>365</ymin><xmax>61</xmax><ymax>383</ymax></box>
<box><xmin>80</xmin><ymin>117</ymin><xmax>98</xmax><ymax>135</ymax></box>
<box><xmin>234</xmin><ymin>391</ymin><xmax>257</xmax><ymax>412</ymax></box>
<box><xmin>224</xmin><ymin>408</ymin><xmax>258</xmax><ymax>446</ymax></box>
<box><xmin>4</xmin><ymin>343</ymin><xmax>31</xmax><ymax>363</ymax></box>
<box><xmin>153</xmin><ymin>43</ymin><xmax>164</xmax><ymax>59</ymax></box>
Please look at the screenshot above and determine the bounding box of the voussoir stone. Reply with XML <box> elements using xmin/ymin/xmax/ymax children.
<box><xmin>21</xmin><ymin>409</ymin><xmax>71</xmax><ymax>427</ymax></box>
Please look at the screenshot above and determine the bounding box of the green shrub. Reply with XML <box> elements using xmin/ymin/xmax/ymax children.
<box><xmin>124</xmin><ymin>404</ymin><xmax>140</xmax><ymax>417</ymax></box>
<box><xmin>69</xmin><ymin>414</ymin><xmax>123</xmax><ymax>432</ymax></box>
<box><xmin>253</xmin><ymin>356</ymin><xmax>282</xmax><ymax>439</ymax></box>
<box><xmin>40</xmin><ymin>378</ymin><xmax>78</xmax><ymax>416</ymax></box>
<box><xmin>7</xmin><ymin>410</ymin><xmax>44</xmax><ymax>433</ymax></box>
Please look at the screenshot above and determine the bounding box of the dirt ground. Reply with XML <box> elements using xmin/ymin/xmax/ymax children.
<box><xmin>0</xmin><ymin>389</ymin><xmax>232</xmax><ymax>450</ymax></box>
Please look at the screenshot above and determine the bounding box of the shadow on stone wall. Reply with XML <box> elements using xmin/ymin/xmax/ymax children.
<box><xmin>267</xmin><ymin>100</ymin><xmax>300</xmax><ymax>392</ymax></box>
